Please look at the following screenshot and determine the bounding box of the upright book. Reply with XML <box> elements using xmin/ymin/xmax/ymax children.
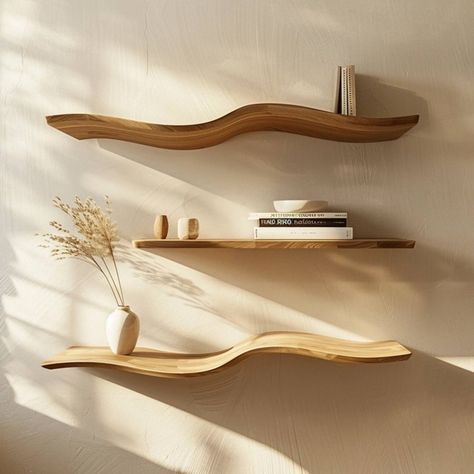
<box><xmin>347</xmin><ymin>65</ymin><xmax>356</xmax><ymax>116</ymax></box>
<box><xmin>339</xmin><ymin>65</ymin><xmax>356</xmax><ymax>116</ymax></box>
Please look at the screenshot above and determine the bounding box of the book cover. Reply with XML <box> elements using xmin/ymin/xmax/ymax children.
<box><xmin>258</xmin><ymin>218</ymin><xmax>347</xmax><ymax>227</ymax></box>
<box><xmin>249</xmin><ymin>212</ymin><xmax>348</xmax><ymax>220</ymax></box>
<box><xmin>332</xmin><ymin>66</ymin><xmax>342</xmax><ymax>113</ymax></box>
<box><xmin>294</xmin><ymin>63</ymin><xmax>348</xmax><ymax>113</ymax></box>
<box><xmin>254</xmin><ymin>227</ymin><xmax>353</xmax><ymax>240</ymax></box>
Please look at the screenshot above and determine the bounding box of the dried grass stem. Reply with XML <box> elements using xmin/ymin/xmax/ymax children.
<box><xmin>39</xmin><ymin>195</ymin><xmax>125</xmax><ymax>306</ymax></box>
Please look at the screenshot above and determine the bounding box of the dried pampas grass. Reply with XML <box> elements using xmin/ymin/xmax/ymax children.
<box><xmin>39</xmin><ymin>196</ymin><xmax>125</xmax><ymax>306</ymax></box>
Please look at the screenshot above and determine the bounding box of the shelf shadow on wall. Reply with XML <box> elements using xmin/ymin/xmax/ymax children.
<box><xmin>92</xmin><ymin>76</ymin><xmax>474</xmax><ymax>471</ymax></box>
<box><xmin>97</xmin><ymin>77</ymin><xmax>429</xmax><ymax>209</ymax></box>
<box><xmin>356</xmin><ymin>75</ymin><xmax>425</xmax><ymax>119</ymax></box>
<box><xmin>121</xmin><ymin>242</ymin><xmax>474</xmax><ymax>359</ymax></box>
<box><xmin>96</xmin><ymin>74</ymin><xmax>474</xmax><ymax>359</ymax></box>
<box><xmin>92</xmin><ymin>350</ymin><xmax>474</xmax><ymax>473</ymax></box>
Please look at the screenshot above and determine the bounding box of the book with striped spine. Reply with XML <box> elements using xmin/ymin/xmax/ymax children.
<box><xmin>347</xmin><ymin>65</ymin><xmax>356</xmax><ymax>116</ymax></box>
<box><xmin>339</xmin><ymin>65</ymin><xmax>356</xmax><ymax>116</ymax></box>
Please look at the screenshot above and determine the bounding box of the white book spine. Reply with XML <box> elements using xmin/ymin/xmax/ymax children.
<box><xmin>253</xmin><ymin>227</ymin><xmax>353</xmax><ymax>240</ymax></box>
<box><xmin>341</xmin><ymin>67</ymin><xmax>348</xmax><ymax>115</ymax></box>
<box><xmin>347</xmin><ymin>65</ymin><xmax>356</xmax><ymax>116</ymax></box>
<box><xmin>248</xmin><ymin>212</ymin><xmax>348</xmax><ymax>220</ymax></box>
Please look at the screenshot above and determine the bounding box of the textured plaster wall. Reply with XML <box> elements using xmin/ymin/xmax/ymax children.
<box><xmin>1</xmin><ymin>1</ymin><xmax>474</xmax><ymax>473</ymax></box>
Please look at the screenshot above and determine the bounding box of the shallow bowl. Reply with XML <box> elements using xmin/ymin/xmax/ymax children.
<box><xmin>273</xmin><ymin>200</ymin><xmax>328</xmax><ymax>213</ymax></box>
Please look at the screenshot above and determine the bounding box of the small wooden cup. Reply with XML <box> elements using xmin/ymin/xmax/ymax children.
<box><xmin>154</xmin><ymin>215</ymin><xmax>169</xmax><ymax>239</ymax></box>
<box><xmin>178</xmin><ymin>218</ymin><xmax>199</xmax><ymax>240</ymax></box>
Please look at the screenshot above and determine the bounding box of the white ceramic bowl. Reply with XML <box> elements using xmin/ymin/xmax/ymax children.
<box><xmin>273</xmin><ymin>200</ymin><xmax>328</xmax><ymax>213</ymax></box>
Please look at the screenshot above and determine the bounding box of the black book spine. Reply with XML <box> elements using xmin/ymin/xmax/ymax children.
<box><xmin>258</xmin><ymin>218</ymin><xmax>347</xmax><ymax>227</ymax></box>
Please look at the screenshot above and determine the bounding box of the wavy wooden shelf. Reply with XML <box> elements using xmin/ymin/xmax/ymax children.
<box><xmin>46</xmin><ymin>103</ymin><xmax>419</xmax><ymax>150</ymax></box>
<box><xmin>133</xmin><ymin>238</ymin><xmax>416</xmax><ymax>249</ymax></box>
<box><xmin>42</xmin><ymin>331</ymin><xmax>411</xmax><ymax>378</ymax></box>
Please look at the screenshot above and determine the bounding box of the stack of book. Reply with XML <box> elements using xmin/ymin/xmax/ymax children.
<box><xmin>249</xmin><ymin>212</ymin><xmax>353</xmax><ymax>240</ymax></box>
<box><xmin>333</xmin><ymin>65</ymin><xmax>356</xmax><ymax>115</ymax></box>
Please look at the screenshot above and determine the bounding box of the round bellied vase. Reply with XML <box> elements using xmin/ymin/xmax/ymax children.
<box><xmin>106</xmin><ymin>306</ymin><xmax>140</xmax><ymax>355</ymax></box>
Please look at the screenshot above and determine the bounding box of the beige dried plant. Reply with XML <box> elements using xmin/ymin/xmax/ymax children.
<box><xmin>39</xmin><ymin>196</ymin><xmax>125</xmax><ymax>306</ymax></box>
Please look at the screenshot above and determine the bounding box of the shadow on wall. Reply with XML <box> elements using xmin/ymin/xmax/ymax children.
<box><xmin>116</xmin><ymin>237</ymin><xmax>474</xmax><ymax>358</ymax></box>
<box><xmin>0</xmin><ymin>220</ymin><xmax>181</xmax><ymax>473</ymax></box>
<box><xmin>98</xmin><ymin>78</ymin><xmax>429</xmax><ymax>213</ymax></box>
<box><xmin>132</xmin><ymin>242</ymin><xmax>474</xmax><ymax>357</ymax></box>
<box><xmin>98</xmin><ymin>76</ymin><xmax>474</xmax><ymax>357</ymax></box>
<box><xmin>117</xmin><ymin>243</ymin><xmax>221</xmax><ymax>320</ymax></box>
<box><xmin>0</xmin><ymin>372</ymin><xmax>182</xmax><ymax>474</ymax></box>
<box><xmin>0</xmin><ymin>231</ymin><xmax>15</xmax><ymax>367</ymax></box>
<box><xmin>93</xmin><ymin>350</ymin><xmax>474</xmax><ymax>473</ymax></box>
<box><xmin>356</xmin><ymin>74</ymin><xmax>424</xmax><ymax>118</ymax></box>
<box><xmin>94</xmin><ymin>77</ymin><xmax>474</xmax><ymax>471</ymax></box>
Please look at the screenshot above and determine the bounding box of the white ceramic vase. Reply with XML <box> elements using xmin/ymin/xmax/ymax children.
<box><xmin>106</xmin><ymin>306</ymin><xmax>140</xmax><ymax>355</ymax></box>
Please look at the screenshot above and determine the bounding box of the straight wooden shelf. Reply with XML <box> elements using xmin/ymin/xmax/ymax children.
<box><xmin>132</xmin><ymin>238</ymin><xmax>416</xmax><ymax>249</ymax></box>
<box><xmin>42</xmin><ymin>331</ymin><xmax>412</xmax><ymax>378</ymax></box>
<box><xmin>46</xmin><ymin>103</ymin><xmax>419</xmax><ymax>150</ymax></box>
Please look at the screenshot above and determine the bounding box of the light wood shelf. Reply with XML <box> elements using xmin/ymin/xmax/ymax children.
<box><xmin>132</xmin><ymin>238</ymin><xmax>416</xmax><ymax>249</ymax></box>
<box><xmin>46</xmin><ymin>103</ymin><xmax>419</xmax><ymax>150</ymax></box>
<box><xmin>42</xmin><ymin>331</ymin><xmax>412</xmax><ymax>378</ymax></box>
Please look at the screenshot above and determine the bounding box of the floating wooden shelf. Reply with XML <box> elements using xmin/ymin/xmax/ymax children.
<box><xmin>46</xmin><ymin>103</ymin><xmax>419</xmax><ymax>150</ymax></box>
<box><xmin>132</xmin><ymin>238</ymin><xmax>416</xmax><ymax>249</ymax></box>
<box><xmin>42</xmin><ymin>331</ymin><xmax>411</xmax><ymax>378</ymax></box>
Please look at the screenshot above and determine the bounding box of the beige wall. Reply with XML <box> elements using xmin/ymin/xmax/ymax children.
<box><xmin>1</xmin><ymin>1</ymin><xmax>474</xmax><ymax>472</ymax></box>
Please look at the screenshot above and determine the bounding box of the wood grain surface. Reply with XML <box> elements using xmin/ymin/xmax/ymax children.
<box><xmin>42</xmin><ymin>331</ymin><xmax>412</xmax><ymax>378</ymax></box>
<box><xmin>132</xmin><ymin>238</ymin><xmax>416</xmax><ymax>249</ymax></box>
<box><xmin>46</xmin><ymin>104</ymin><xmax>419</xmax><ymax>149</ymax></box>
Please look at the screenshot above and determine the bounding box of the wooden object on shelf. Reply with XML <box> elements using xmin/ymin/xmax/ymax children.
<box><xmin>132</xmin><ymin>238</ymin><xmax>416</xmax><ymax>249</ymax></box>
<box><xmin>178</xmin><ymin>217</ymin><xmax>199</xmax><ymax>240</ymax></box>
<box><xmin>153</xmin><ymin>215</ymin><xmax>169</xmax><ymax>239</ymax></box>
<box><xmin>45</xmin><ymin>103</ymin><xmax>419</xmax><ymax>150</ymax></box>
<box><xmin>42</xmin><ymin>331</ymin><xmax>412</xmax><ymax>378</ymax></box>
